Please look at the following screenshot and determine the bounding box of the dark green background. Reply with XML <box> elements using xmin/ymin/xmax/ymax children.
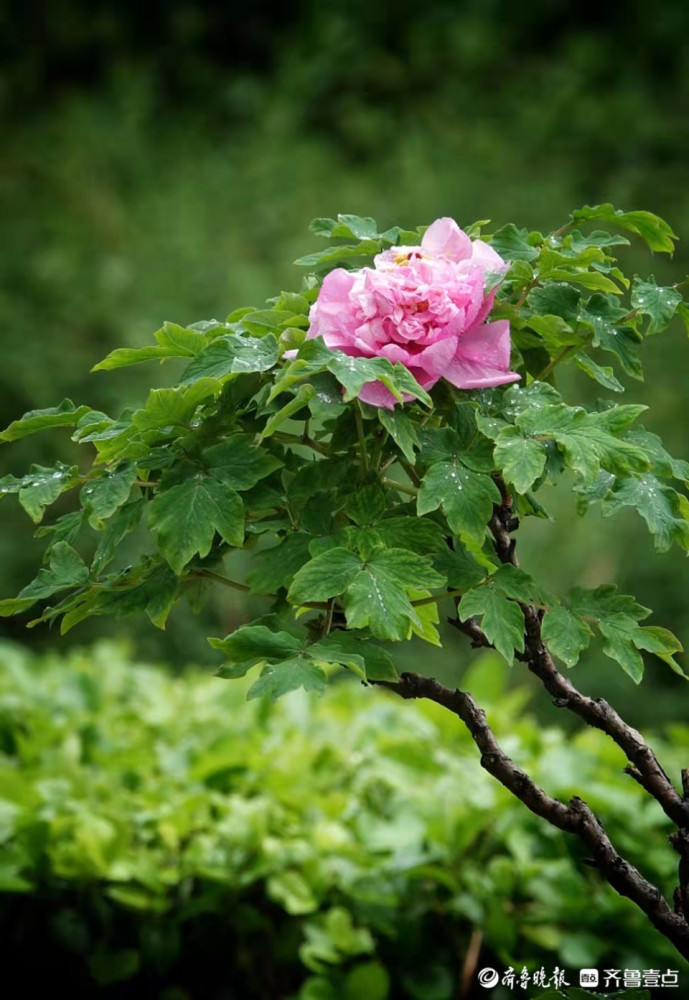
<box><xmin>2</xmin><ymin>0</ymin><xmax>689</xmax><ymax>723</ymax></box>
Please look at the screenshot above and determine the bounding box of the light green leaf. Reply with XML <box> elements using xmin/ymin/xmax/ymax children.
<box><xmin>247</xmin><ymin>658</ymin><xmax>327</xmax><ymax>701</ymax></box>
<box><xmin>13</xmin><ymin>463</ymin><xmax>79</xmax><ymax>523</ymax></box>
<box><xmin>458</xmin><ymin>585</ymin><xmax>525</xmax><ymax>663</ymax></box>
<box><xmin>0</xmin><ymin>400</ymin><xmax>91</xmax><ymax>442</ymax></box>
<box><xmin>571</xmin><ymin>352</ymin><xmax>624</xmax><ymax>392</ymax></box>
<box><xmin>343</xmin><ymin>565</ymin><xmax>420</xmax><ymax>641</ymax></box>
<box><xmin>633</xmin><ymin>626</ymin><xmax>686</xmax><ymax>678</ymax></box>
<box><xmin>210</xmin><ymin>624</ymin><xmax>304</xmax><ymax>664</ymax></box>
<box><xmin>327</xmin><ymin>352</ymin><xmax>431</xmax><ymax>407</ymax></box>
<box><xmin>489</xmin><ymin>224</ymin><xmax>539</xmax><ymax>262</ymax></box>
<box><xmin>631</xmin><ymin>276</ymin><xmax>682</xmax><ymax>335</ymax></box>
<box><xmin>81</xmin><ymin>463</ymin><xmax>138</xmax><ymax>527</ymax></box>
<box><xmin>571</xmin><ymin>204</ymin><xmax>677</xmax><ymax>253</ymax></box>
<box><xmin>581</xmin><ymin>295</ymin><xmax>644</xmax><ymax>379</ymax></box>
<box><xmin>378</xmin><ymin>408</ymin><xmax>420</xmax><ymax>463</ymax></box>
<box><xmin>602</xmin><ymin>474</ymin><xmax>689</xmax><ymax>552</ymax></box>
<box><xmin>181</xmin><ymin>333</ymin><xmax>279</xmax><ymax>382</ymax></box>
<box><xmin>493</xmin><ymin>426</ymin><xmax>547</xmax><ymax>494</ymax></box>
<box><xmin>598</xmin><ymin>614</ymin><xmax>645</xmax><ymax>683</ymax></box>
<box><xmin>375</xmin><ymin>517</ymin><xmax>445</xmax><ymax>553</ymax></box>
<box><xmin>288</xmin><ymin>548</ymin><xmax>362</xmax><ymax>604</ymax></box>
<box><xmin>260</xmin><ymin>384</ymin><xmax>317</xmax><ymax>439</ymax></box>
<box><xmin>490</xmin><ymin>565</ymin><xmax>556</xmax><ymax>607</ymax></box>
<box><xmin>0</xmin><ymin>542</ymin><xmax>89</xmax><ymax>617</ymax></box>
<box><xmin>92</xmin><ymin>322</ymin><xmax>209</xmax><ymax>370</ymax></box>
<box><xmin>417</xmin><ymin>460</ymin><xmax>501</xmax><ymax>544</ymax></box>
<box><xmin>148</xmin><ymin>474</ymin><xmax>244</xmax><ymax>573</ymax></box>
<box><xmin>516</xmin><ymin>403</ymin><xmax>649</xmax><ymax>485</ymax></box>
<box><xmin>204</xmin><ymin>435</ymin><xmax>282</xmax><ymax>490</ymax></box>
<box><xmin>541</xmin><ymin>606</ymin><xmax>593</xmax><ymax>667</ymax></box>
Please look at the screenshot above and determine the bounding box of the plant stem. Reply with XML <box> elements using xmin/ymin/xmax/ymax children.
<box><xmin>536</xmin><ymin>344</ymin><xmax>575</xmax><ymax>381</ymax></box>
<box><xmin>272</xmin><ymin>431</ymin><xmax>329</xmax><ymax>456</ymax></box>
<box><xmin>354</xmin><ymin>401</ymin><xmax>369</xmax><ymax>472</ymax></box>
<box><xmin>382</xmin><ymin>477</ymin><xmax>418</xmax><ymax>497</ymax></box>
<box><xmin>411</xmin><ymin>588</ymin><xmax>464</xmax><ymax>608</ymax></box>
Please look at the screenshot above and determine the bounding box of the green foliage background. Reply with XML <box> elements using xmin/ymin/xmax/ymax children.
<box><xmin>0</xmin><ymin>641</ymin><xmax>681</xmax><ymax>998</ymax></box>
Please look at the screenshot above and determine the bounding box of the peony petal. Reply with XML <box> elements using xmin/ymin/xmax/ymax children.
<box><xmin>443</xmin><ymin>320</ymin><xmax>520</xmax><ymax>389</ymax></box>
<box><xmin>307</xmin><ymin>268</ymin><xmax>358</xmax><ymax>341</ymax></box>
<box><xmin>421</xmin><ymin>218</ymin><xmax>473</xmax><ymax>262</ymax></box>
<box><xmin>357</xmin><ymin>380</ymin><xmax>400</xmax><ymax>410</ymax></box>
<box><xmin>456</xmin><ymin>320</ymin><xmax>513</xmax><ymax>369</ymax></box>
<box><xmin>470</xmin><ymin>239</ymin><xmax>509</xmax><ymax>274</ymax></box>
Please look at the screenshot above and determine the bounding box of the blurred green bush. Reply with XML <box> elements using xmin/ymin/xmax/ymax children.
<box><xmin>0</xmin><ymin>641</ymin><xmax>684</xmax><ymax>997</ymax></box>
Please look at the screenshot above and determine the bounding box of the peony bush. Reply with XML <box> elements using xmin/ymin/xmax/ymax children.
<box><xmin>1</xmin><ymin>204</ymin><xmax>689</xmax><ymax>973</ymax></box>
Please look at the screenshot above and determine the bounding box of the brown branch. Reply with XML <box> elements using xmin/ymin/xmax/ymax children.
<box><xmin>488</xmin><ymin>478</ymin><xmax>689</xmax><ymax>831</ymax></box>
<box><xmin>375</xmin><ymin>671</ymin><xmax>689</xmax><ymax>959</ymax></box>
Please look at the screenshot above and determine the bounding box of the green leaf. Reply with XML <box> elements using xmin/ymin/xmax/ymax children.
<box><xmin>542</xmin><ymin>606</ymin><xmax>593</xmax><ymax>667</ymax></box>
<box><xmin>601</xmin><ymin>474</ymin><xmax>689</xmax><ymax>552</ymax></box>
<box><xmin>13</xmin><ymin>463</ymin><xmax>79</xmax><ymax>523</ymax></box>
<box><xmin>493</xmin><ymin>426</ymin><xmax>547</xmax><ymax>494</ymax></box>
<box><xmin>260</xmin><ymin>384</ymin><xmax>317</xmax><ymax>439</ymax></box>
<box><xmin>627</xmin><ymin>429</ymin><xmax>689</xmax><ymax>482</ymax></box>
<box><xmin>81</xmin><ymin>463</ymin><xmax>138</xmax><ymax>527</ymax></box>
<box><xmin>458</xmin><ymin>585</ymin><xmax>525</xmax><ymax>662</ymax></box>
<box><xmin>489</xmin><ymin>224</ymin><xmax>539</xmax><ymax>262</ymax></box>
<box><xmin>0</xmin><ymin>399</ymin><xmax>91</xmax><ymax>442</ymax></box>
<box><xmin>490</xmin><ymin>565</ymin><xmax>556</xmax><ymax>606</ymax></box>
<box><xmin>247</xmin><ymin>658</ymin><xmax>327</xmax><ymax>701</ymax></box>
<box><xmin>569</xmin><ymin>584</ymin><xmax>650</xmax><ymax>622</ymax></box>
<box><xmin>92</xmin><ymin>322</ymin><xmax>209</xmax><ymax>370</ymax></box>
<box><xmin>571</xmin><ymin>352</ymin><xmax>624</xmax><ymax>392</ymax></box>
<box><xmin>92</xmin><ymin>500</ymin><xmax>144</xmax><ymax>574</ymax></box>
<box><xmin>417</xmin><ymin>461</ymin><xmax>501</xmax><ymax>544</ymax></box>
<box><xmin>344</xmin><ymin>564</ymin><xmax>421</xmax><ymax>641</ymax></box>
<box><xmin>597</xmin><ymin>614</ymin><xmax>645</xmax><ymax>683</ymax></box>
<box><xmin>132</xmin><ymin>383</ymin><xmax>218</xmax><ymax>433</ymax></box>
<box><xmin>631</xmin><ymin>276</ymin><xmax>682</xmax><ymax>335</ymax></box>
<box><xmin>204</xmin><ymin>435</ymin><xmax>283</xmax><ymax>490</ymax></box>
<box><xmin>295</xmin><ymin>241</ymin><xmax>382</xmax><ymax>270</ymax></box>
<box><xmin>148</xmin><ymin>474</ymin><xmax>245</xmax><ymax>573</ymax></box>
<box><xmin>247</xmin><ymin>534</ymin><xmax>312</xmax><ymax>594</ymax></box>
<box><xmin>633</xmin><ymin>626</ymin><xmax>686</xmax><ymax>678</ymax></box>
<box><xmin>571</xmin><ymin>204</ymin><xmax>677</xmax><ymax>253</ymax></box>
<box><xmin>378</xmin><ymin>408</ymin><xmax>420</xmax><ymax>464</ymax></box>
<box><xmin>516</xmin><ymin>403</ymin><xmax>649</xmax><ymax>485</ymax></box>
<box><xmin>0</xmin><ymin>542</ymin><xmax>89</xmax><ymax>617</ymax></box>
<box><xmin>288</xmin><ymin>548</ymin><xmax>362</xmax><ymax>604</ymax></box>
<box><xmin>432</xmin><ymin>545</ymin><xmax>488</xmax><ymax>590</ymax></box>
<box><xmin>527</xmin><ymin>284</ymin><xmax>580</xmax><ymax>322</ymax></box>
<box><xmin>210</xmin><ymin>624</ymin><xmax>304</xmax><ymax>666</ymax></box>
<box><xmin>345</xmin><ymin>486</ymin><xmax>387</xmax><ymax>526</ymax></box>
<box><xmin>580</xmin><ymin>295</ymin><xmax>644</xmax><ymax>379</ymax></box>
<box><xmin>181</xmin><ymin>333</ymin><xmax>279</xmax><ymax>382</ymax></box>
<box><xmin>327</xmin><ymin>351</ymin><xmax>431</xmax><ymax>407</ymax></box>
<box><xmin>375</xmin><ymin>516</ymin><xmax>445</xmax><ymax>553</ymax></box>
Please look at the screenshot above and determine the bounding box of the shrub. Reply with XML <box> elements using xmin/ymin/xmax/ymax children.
<box><xmin>0</xmin><ymin>641</ymin><xmax>682</xmax><ymax>997</ymax></box>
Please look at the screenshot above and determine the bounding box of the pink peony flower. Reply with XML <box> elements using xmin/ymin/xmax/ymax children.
<box><xmin>306</xmin><ymin>217</ymin><xmax>520</xmax><ymax>408</ymax></box>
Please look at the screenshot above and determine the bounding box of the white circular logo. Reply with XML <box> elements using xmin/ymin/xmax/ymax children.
<box><xmin>478</xmin><ymin>968</ymin><xmax>500</xmax><ymax>988</ymax></box>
